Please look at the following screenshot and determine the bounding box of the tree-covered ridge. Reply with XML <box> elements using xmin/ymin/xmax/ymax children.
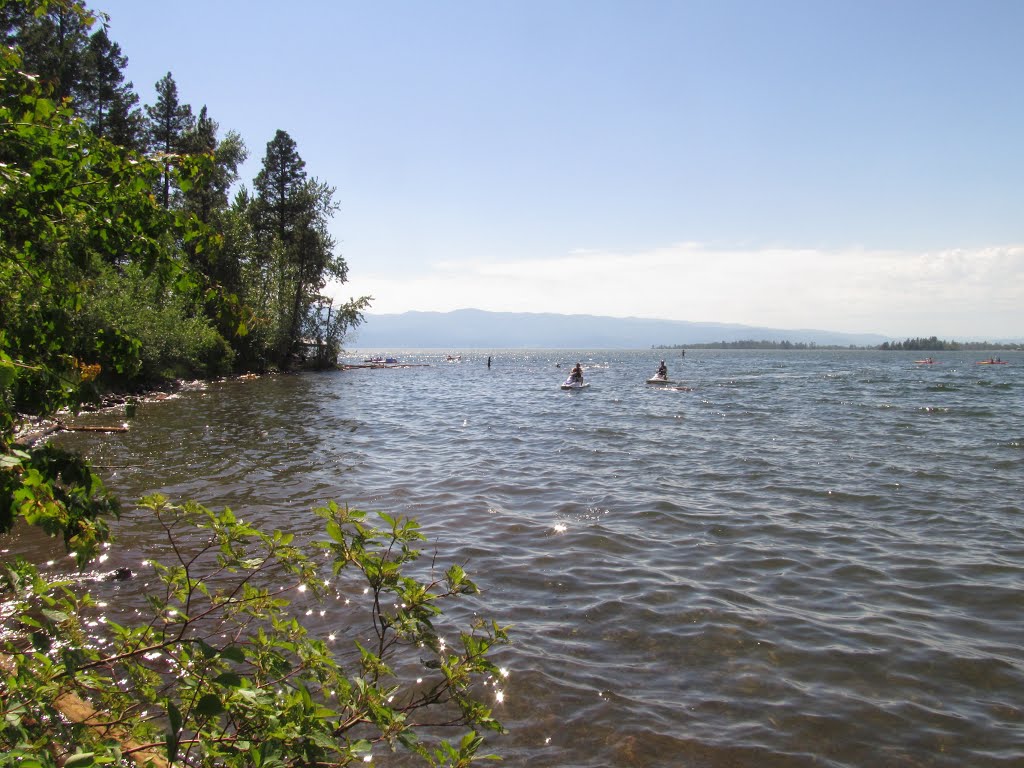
<box><xmin>2</xmin><ymin>3</ymin><xmax>507</xmax><ymax>765</ymax></box>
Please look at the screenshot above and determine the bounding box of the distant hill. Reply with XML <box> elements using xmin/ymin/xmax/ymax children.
<box><xmin>348</xmin><ymin>309</ymin><xmax>890</xmax><ymax>349</ymax></box>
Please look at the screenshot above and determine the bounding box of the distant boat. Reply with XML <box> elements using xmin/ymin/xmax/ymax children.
<box><xmin>364</xmin><ymin>356</ymin><xmax>399</xmax><ymax>364</ymax></box>
<box><xmin>977</xmin><ymin>358</ymin><xmax>1007</xmax><ymax>365</ymax></box>
<box><xmin>446</xmin><ymin>354</ymin><xmax>462</xmax><ymax>362</ymax></box>
<box><xmin>914</xmin><ymin>358</ymin><xmax>936</xmax><ymax>365</ymax></box>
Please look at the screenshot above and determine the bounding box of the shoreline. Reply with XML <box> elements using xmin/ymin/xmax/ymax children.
<box><xmin>12</xmin><ymin>371</ymin><xmax>267</xmax><ymax>446</ymax></box>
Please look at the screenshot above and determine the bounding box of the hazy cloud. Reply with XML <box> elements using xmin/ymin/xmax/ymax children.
<box><xmin>338</xmin><ymin>243</ymin><xmax>1024</xmax><ymax>339</ymax></box>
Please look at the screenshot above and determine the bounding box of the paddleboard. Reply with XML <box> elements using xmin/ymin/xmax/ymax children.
<box><xmin>646</xmin><ymin>376</ymin><xmax>672</xmax><ymax>385</ymax></box>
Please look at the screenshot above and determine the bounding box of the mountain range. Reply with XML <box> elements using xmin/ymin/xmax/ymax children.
<box><xmin>348</xmin><ymin>309</ymin><xmax>890</xmax><ymax>349</ymax></box>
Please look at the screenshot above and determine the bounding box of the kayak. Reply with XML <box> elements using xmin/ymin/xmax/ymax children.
<box><xmin>977</xmin><ymin>360</ymin><xmax>1008</xmax><ymax>365</ymax></box>
<box><xmin>561</xmin><ymin>378</ymin><xmax>590</xmax><ymax>390</ymax></box>
<box><xmin>914</xmin><ymin>359</ymin><xmax>936</xmax><ymax>365</ymax></box>
<box><xmin>646</xmin><ymin>375</ymin><xmax>672</xmax><ymax>385</ymax></box>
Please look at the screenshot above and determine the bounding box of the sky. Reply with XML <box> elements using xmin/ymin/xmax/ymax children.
<box><xmin>94</xmin><ymin>0</ymin><xmax>1024</xmax><ymax>339</ymax></box>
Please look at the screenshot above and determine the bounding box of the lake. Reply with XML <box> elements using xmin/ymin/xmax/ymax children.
<box><xmin>51</xmin><ymin>349</ymin><xmax>1024</xmax><ymax>766</ymax></box>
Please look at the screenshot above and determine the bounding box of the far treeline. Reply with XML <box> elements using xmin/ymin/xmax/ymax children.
<box><xmin>654</xmin><ymin>337</ymin><xmax>1022</xmax><ymax>351</ymax></box>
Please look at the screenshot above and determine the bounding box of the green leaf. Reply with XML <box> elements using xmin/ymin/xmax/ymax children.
<box><xmin>166</xmin><ymin>700</ymin><xmax>182</xmax><ymax>763</ymax></box>
<box><xmin>41</xmin><ymin>608</ymin><xmax>69</xmax><ymax>624</ymax></box>
<box><xmin>213</xmin><ymin>671</ymin><xmax>243</xmax><ymax>688</ymax></box>
<box><xmin>220</xmin><ymin>644</ymin><xmax>246</xmax><ymax>663</ymax></box>
<box><xmin>195</xmin><ymin>693</ymin><xmax>224</xmax><ymax>718</ymax></box>
<box><xmin>63</xmin><ymin>754</ymin><xmax>96</xmax><ymax>768</ymax></box>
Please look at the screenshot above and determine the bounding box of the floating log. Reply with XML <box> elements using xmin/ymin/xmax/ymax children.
<box><xmin>57</xmin><ymin>422</ymin><xmax>128</xmax><ymax>433</ymax></box>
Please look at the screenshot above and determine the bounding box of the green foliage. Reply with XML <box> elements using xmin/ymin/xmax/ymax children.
<box><xmin>0</xmin><ymin>35</ymin><xmax>148</xmax><ymax>558</ymax></box>
<box><xmin>1</xmin><ymin>6</ymin><xmax>501</xmax><ymax>765</ymax></box>
<box><xmin>0</xmin><ymin>498</ymin><xmax>510</xmax><ymax>766</ymax></box>
<box><xmin>0</xmin><ymin>441</ymin><xmax>118</xmax><ymax>565</ymax></box>
<box><xmin>83</xmin><ymin>263</ymin><xmax>235</xmax><ymax>382</ymax></box>
<box><xmin>144</xmin><ymin>71</ymin><xmax>194</xmax><ymax>209</ymax></box>
<box><xmin>244</xmin><ymin>130</ymin><xmax>359</xmax><ymax>367</ymax></box>
<box><xmin>302</xmin><ymin>294</ymin><xmax>373</xmax><ymax>370</ymax></box>
<box><xmin>0</xmin><ymin>24</ymin><xmax>219</xmax><ymax>551</ymax></box>
<box><xmin>878</xmin><ymin>336</ymin><xmax>1020</xmax><ymax>351</ymax></box>
<box><xmin>1</xmin><ymin>0</ymin><xmax>94</xmax><ymax>104</ymax></box>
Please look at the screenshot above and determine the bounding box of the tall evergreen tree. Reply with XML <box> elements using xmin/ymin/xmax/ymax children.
<box><xmin>181</xmin><ymin>105</ymin><xmax>247</xmax><ymax>225</ymax></box>
<box><xmin>252</xmin><ymin>129</ymin><xmax>307</xmax><ymax>246</ymax></box>
<box><xmin>144</xmin><ymin>71</ymin><xmax>194</xmax><ymax>208</ymax></box>
<box><xmin>0</xmin><ymin>2</ymin><xmax>33</xmax><ymax>49</ymax></box>
<box><xmin>2</xmin><ymin>3</ymin><xmax>140</xmax><ymax>147</ymax></box>
<box><xmin>79</xmin><ymin>25</ymin><xmax>141</xmax><ymax>148</ymax></box>
<box><xmin>249</xmin><ymin>130</ymin><xmax>350</xmax><ymax>365</ymax></box>
<box><xmin>4</xmin><ymin>0</ymin><xmax>91</xmax><ymax>102</ymax></box>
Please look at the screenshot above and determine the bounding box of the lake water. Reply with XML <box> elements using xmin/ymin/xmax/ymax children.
<box><xmin>51</xmin><ymin>349</ymin><xmax>1024</xmax><ymax>766</ymax></box>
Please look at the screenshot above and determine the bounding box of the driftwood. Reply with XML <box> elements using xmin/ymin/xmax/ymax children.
<box><xmin>56</xmin><ymin>421</ymin><xmax>128</xmax><ymax>433</ymax></box>
<box><xmin>0</xmin><ymin>653</ymin><xmax>169</xmax><ymax>768</ymax></box>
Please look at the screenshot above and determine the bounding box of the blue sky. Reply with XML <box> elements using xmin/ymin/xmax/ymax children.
<box><xmin>96</xmin><ymin>0</ymin><xmax>1023</xmax><ymax>339</ymax></box>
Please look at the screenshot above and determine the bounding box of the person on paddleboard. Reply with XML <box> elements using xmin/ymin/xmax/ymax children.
<box><xmin>656</xmin><ymin>361</ymin><xmax>668</xmax><ymax>379</ymax></box>
<box><xmin>570</xmin><ymin>362</ymin><xmax>584</xmax><ymax>383</ymax></box>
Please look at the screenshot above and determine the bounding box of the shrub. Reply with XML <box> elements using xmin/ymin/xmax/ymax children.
<box><xmin>0</xmin><ymin>497</ymin><xmax>508</xmax><ymax>767</ymax></box>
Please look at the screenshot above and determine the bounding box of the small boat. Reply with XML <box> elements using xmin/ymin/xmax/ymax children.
<box><xmin>364</xmin><ymin>356</ymin><xmax>398</xmax><ymax>364</ymax></box>
<box><xmin>446</xmin><ymin>354</ymin><xmax>461</xmax><ymax>362</ymax></box>
<box><xmin>914</xmin><ymin>358</ymin><xmax>936</xmax><ymax>365</ymax></box>
<box><xmin>977</xmin><ymin>359</ymin><xmax>1008</xmax><ymax>365</ymax></box>
<box><xmin>560</xmin><ymin>377</ymin><xmax>590</xmax><ymax>390</ymax></box>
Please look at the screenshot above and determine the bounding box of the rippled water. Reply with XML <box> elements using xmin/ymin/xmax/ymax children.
<box><xmin>50</xmin><ymin>349</ymin><xmax>1024</xmax><ymax>766</ymax></box>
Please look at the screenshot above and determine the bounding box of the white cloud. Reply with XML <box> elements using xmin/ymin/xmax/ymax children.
<box><xmin>333</xmin><ymin>243</ymin><xmax>1024</xmax><ymax>339</ymax></box>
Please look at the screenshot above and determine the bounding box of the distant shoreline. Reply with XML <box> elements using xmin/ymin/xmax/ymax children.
<box><xmin>654</xmin><ymin>338</ymin><xmax>1024</xmax><ymax>352</ymax></box>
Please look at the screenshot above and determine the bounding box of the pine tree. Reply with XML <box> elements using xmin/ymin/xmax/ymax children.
<box><xmin>79</xmin><ymin>25</ymin><xmax>141</xmax><ymax>148</ymax></box>
<box><xmin>144</xmin><ymin>71</ymin><xmax>194</xmax><ymax>208</ymax></box>
<box><xmin>5</xmin><ymin>0</ymin><xmax>92</xmax><ymax>102</ymax></box>
<box><xmin>252</xmin><ymin>129</ymin><xmax>307</xmax><ymax>246</ymax></box>
<box><xmin>250</xmin><ymin>130</ymin><xmax>348</xmax><ymax>365</ymax></box>
<box><xmin>181</xmin><ymin>105</ymin><xmax>247</xmax><ymax>225</ymax></box>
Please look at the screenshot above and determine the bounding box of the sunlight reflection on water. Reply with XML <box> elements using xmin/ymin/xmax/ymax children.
<box><xmin>39</xmin><ymin>349</ymin><xmax>1024</xmax><ymax>767</ymax></box>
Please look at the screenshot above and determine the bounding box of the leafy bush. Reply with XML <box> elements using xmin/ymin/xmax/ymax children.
<box><xmin>83</xmin><ymin>263</ymin><xmax>235</xmax><ymax>383</ymax></box>
<box><xmin>0</xmin><ymin>497</ymin><xmax>509</xmax><ymax>766</ymax></box>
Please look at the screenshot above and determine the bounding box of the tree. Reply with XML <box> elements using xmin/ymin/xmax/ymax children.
<box><xmin>2</xmin><ymin>0</ymin><xmax>92</xmax><ymax>103</ymax></box>
<box><xmin>1</xmin><ymin>2</ymin><xmax>142</xmax><ymax>149</ymax></box>
<box><xmin>144</xmin><ymin>71</ymin><xmax>194</xmax><ymax>209</ymax></box>
<box><xmin>79</xmin><ymin>24</ymin><xmax>141</xmax><ymax>148</ymax></box>
<box><xmin>181</xmin><ymin>106</ymin><xmax>247</xmax><ymax>224</ymax></box>
<box><xmin>0</xmin><ymin>34</ymin><xmax>204</xmax><ymax>559</ymax></box>
<box><xmin>249</xmin><ymin>130</ymin><xmax>355</xmax><ymax>365</ymax></box>
<box><xmin>252</xmin><ymin>129</ymin><xmax>307</xmax><ymax>246</ymax></box>
<box><xmin>304</xmin><ymin>293</ymin><xmax>373</xmax><ymax>369</ymax></box>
